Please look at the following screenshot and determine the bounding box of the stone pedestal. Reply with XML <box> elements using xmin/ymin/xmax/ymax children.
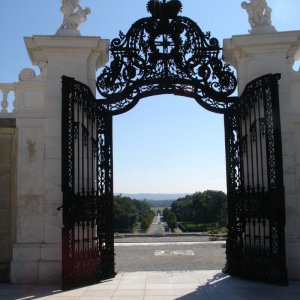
<box><xmin>10</xmin><ymin>35</ymin><xmax>109</xmax><ymax>284</ymax></box>
<box><xmin>224</xmin><ymin>31</ymin><xmax>300</xmax><ymax>280</ymax></box>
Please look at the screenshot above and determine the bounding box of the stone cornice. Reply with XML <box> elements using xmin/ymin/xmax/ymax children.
<box><xmin>223</xmin><ymin>31</ymin><xmax>300</xmax><ymax>68</ymax></box>
<box><xmin>24</xmin><ymin>35</ymin><xmax>109</xmax><ymax>69</ymax></box>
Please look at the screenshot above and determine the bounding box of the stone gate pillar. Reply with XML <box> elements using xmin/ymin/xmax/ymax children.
<box><xmin>10</xmin><ymin>35</ymin><xmax>109</xmax><ymax>284</ymax></box>
<box><xmin>223</xmin><ymin>31</ymin><xmax>300</xmax><ymax>280</ymax></box>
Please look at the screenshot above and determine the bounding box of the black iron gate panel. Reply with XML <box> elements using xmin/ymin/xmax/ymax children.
<box><xmin>224</xmin><ymin>74</ymin><xmax>288</xmax><ymax>285</ymax></box>
<box><xmin>61</xmin><ymin>76</ymin><xmax>114</xmax><ymax>290</ymax></box>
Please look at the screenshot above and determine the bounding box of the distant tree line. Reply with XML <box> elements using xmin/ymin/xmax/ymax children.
<box><xmin>170</xmin><ymin>190</ymin><xmax>227</xmax><ymax>229</ymax></box>
<box><xmin>114</xmin><ymin>195</ymin><xmax>154</xmax><ymax>233</ymax></box>
<box><xmin>145</xmin><ymin>199</ymin><xmax>174</xmax><ymax>208</ymax></box>
<box><xmin>113</xmin><ymin>191</ymin><xmax>227</xmax><ymax>233</ymax></box>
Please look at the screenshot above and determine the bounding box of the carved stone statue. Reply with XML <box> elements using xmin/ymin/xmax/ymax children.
<box><xmin>241</xmin><ymin>0</ymin><xmax>276</xmax><ymax>34</ymax></box>
<box><xmin>56</xmin><ymin>0</ymin><xmax>91</xmax><ymax>36</ymax></box>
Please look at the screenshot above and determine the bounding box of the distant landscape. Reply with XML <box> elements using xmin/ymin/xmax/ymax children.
<box><xmin>118</xmin><ymin>193</ymin><xmax>190</xmax><ymax>201</ymax></box>
<box><xmin>113</xmin><ymin>191</ymin><xmax>228</xmax><ymax>234</ymax></box>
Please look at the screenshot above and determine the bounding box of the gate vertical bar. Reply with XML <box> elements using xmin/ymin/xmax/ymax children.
<box><xmin>97</xmin><ymin>110</ymin><xmax>115</xmax><ymax>278</ymax></box>
<box><xmin>61</xmin><ymin>76</ymin><xmax>75</xmax><ymax>290</ymax></box>
<box><xmin>266</xmin><ymin>75</ymin><xmax>287</xmax><ymax>283</ymax></box>
<box><xmin>224</xmin><ymin>105</ymin><xmax>244</xmax><ymax>276</ymax></box>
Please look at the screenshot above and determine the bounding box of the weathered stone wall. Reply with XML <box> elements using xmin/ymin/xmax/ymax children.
<box><xmin>0</xmin><ymin>124</ymin><xmax>16</xmax><ymax>282</ymax></box>
<box><xmin>285</xmin><ymin>72</ymin><xmax>300</xmax><ymax>278</ymax></box>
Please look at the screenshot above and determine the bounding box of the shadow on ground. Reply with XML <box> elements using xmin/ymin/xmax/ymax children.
<box><xmin>0</xmin><ymin>284</ymin><xmax>62</xmax><ymax>300</ymax></box>
<box><xmin>175</xmin><ymin>272</ymin><xmax>300</xmax><ymax>300</ymax></box>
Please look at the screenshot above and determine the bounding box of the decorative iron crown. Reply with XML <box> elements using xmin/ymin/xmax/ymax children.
<box><xmin>147</xmin><ymin>0</ymin><xmax>182</xmax><ymax>18</ymax></box>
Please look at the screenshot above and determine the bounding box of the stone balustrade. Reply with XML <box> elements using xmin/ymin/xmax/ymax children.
<box><xmin>0</xmin><ymin>83</ymin><xmax>17</xmax><ymax>114</ymax></box>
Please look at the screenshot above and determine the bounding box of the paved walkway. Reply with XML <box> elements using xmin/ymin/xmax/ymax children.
<box><xmin>0</xmin><ymin>270</ymin><xmax>299</xmax><ymax>300</ymax></box>
<box><xmin>147</xmin><ymin>214</ymin><xmax>163</xmax><ymax>234</ymax></box>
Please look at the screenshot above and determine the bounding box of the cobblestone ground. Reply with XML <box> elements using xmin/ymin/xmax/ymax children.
<box><xmin>115</xmin><ymin>236</ymin><xmax>226</xmax><ymax>273</ymax></box>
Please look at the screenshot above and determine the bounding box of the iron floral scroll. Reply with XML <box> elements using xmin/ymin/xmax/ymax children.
<box><xmin>96</xmin><ymin>0</ymin><xmax>237</xmax><ymax>114</ymax></box>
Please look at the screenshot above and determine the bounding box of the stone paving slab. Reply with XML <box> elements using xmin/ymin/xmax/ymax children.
<box><xmin>0</xmin><ymin>271</ymin><xmax>299</xmax><ymax>300</ymax></box>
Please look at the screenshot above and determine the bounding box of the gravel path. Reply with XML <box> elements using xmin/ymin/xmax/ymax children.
<box><xmin>115</xmin><ymin>236</ymin><xmax>226</xmax><ymax>273</ymax></box>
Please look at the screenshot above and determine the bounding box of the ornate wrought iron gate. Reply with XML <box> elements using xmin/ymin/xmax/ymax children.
<box><xmin>224</xmin><ymin>74</ymin><xmax>288</xmax><ymax>285</ymax></box>
<box><xmin>61</xmin><ymin>0</ymin><xmax>287</xmax><ymax>289</ymax></box>
<box><xmin>61</xmin><ymin>76</ymin><xmax>114</xmax><ymax>290</ymax></box>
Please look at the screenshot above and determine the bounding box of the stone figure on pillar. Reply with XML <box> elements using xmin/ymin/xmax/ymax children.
<box><xmin>56</xmin><ymin>0</ymin><xmax>91</xmax><ymax>36</ymax></box>
<box><xmin>241</xmin><ymin>0</ymin><xmax>276</xmax><ymax>34</ymax></box>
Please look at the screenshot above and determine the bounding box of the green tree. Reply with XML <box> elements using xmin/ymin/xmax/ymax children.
<box><xmin>162</xmin><ymin>207</ymin><xmax>170</xmax><ymax>221</ymax></box>
<box><xmin>170</xmin><ymin>190</ymin><xmax>227</xmax><ymax>230</ymax></box>
<box><xmin>113</xmin><ymin>195</ymin><xmax>154</xmax><ymax>233</ymax></box>
<box><xmin>171</xmin><ymin>196</ymin><xmax>193</xmax><ymax>221</ymax></box>
<box><xmin>167</xmin><ymin>212</ymin><xmax>178</xmax><ymax>232</ymax></box>
<box><xmin>140</xmin><ymin>211</ymin><xmax>154</xmax><ymax>232</ymax></box>
<box><xmin>132</xmin><ymin>200</ymin><xmax>151</xmax><ymax>222</ymax></box>
<box><xmin>201</xmin><ymin>190</ymin><xmax>227</xmax><ymax>225</ymax></box>
<box><xmin>114</xmin><ymin>195</ymin><xmax>138</xmax><ymax>233</ymax></box>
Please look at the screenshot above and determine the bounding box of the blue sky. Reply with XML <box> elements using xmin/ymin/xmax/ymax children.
<box><xmin>1</xmin><ymin>0</ymin><xmax>300</xmax><ymax>194</ymax></box>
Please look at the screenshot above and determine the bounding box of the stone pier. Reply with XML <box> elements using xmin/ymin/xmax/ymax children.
<box><xmin>9</xmin><ymin>35</ymin><xmax>109</xmax><ymax>284</ymax></box>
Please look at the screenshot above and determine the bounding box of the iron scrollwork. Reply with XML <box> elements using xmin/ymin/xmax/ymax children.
<box><xmin>96</xmin><ymin>0</ymin><xmax>237</xmax><ymax>114</ymax></box>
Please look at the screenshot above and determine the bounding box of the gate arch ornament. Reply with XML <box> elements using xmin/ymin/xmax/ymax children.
<box><xmin>96</xmin><ymin>0</ymin><xmax>237</xmax><ymax>114</ymax></box>
<box><xmin>61</xmin><ymin>0</ymin><xmax>287</xmax><ymax>290</ymax></box>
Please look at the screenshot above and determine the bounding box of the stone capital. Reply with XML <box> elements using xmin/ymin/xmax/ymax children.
<box><xmin>24</xmin><ymin>35</ymin><xmax>109</xmax><ymax>73</ymax></box>
<box><xmin>286</xmin><ymin>34</ymin><xmax>300</xmax><ymax>62</ymax></box>
<box><xmin>223</xmin><ymin>31</ymin><xmax>300</xmax><ymax>69</ymax></box>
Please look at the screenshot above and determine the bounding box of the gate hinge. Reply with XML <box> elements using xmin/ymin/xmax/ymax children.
<box><xmin>57</xmin><ymin>205</ymin><xmax>63</xmax><ymax>211</ymax></box>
